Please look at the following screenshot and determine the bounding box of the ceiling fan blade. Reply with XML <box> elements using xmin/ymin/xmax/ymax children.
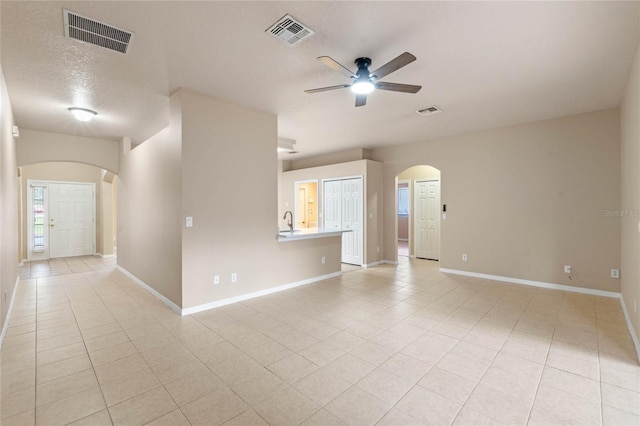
<box><xmin>375</xmin><ymin>82</ymin><xmax>422</xmax><ymax>93</ymax></box>
<box><xmin>355</xmin><ymin>94</ymin><xmax>367</xmax><ymax>107</ymax></box>
<box><xmin>304</xmin><ymin>84</ymin><xmax>351</xmax><ymax>94</ymax></box>
<box><xmin>318</xmin><ymin>56</ymin><xmax>356</xmax><ymax>79</ymax></box>
<box><xmin>370</xmin><ymin>52</ymin><xmax>417</xmax><ymax>80</ymax></box>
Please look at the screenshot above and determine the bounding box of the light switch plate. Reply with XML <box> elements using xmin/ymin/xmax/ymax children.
<box><xmin>186</xmin><ymin>216</ymin><xmax>193</xmax><ymax>227</ymax></box>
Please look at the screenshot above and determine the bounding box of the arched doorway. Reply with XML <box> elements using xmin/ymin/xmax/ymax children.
<box><xmin>396</xmin><ymin>165</ymin><xmax>441</xmax><ymax>261</ymax></box>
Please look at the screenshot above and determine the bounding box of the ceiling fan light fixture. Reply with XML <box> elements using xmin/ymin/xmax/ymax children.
<box><xmin>351</xmin><ymin>80</ymin><xmax>375</xmax><ymax>95</ymax></box>
<box><xmin>68</xmin><ymin>107</ymin><xmax>97</xmax><ymax>122</ymax></box>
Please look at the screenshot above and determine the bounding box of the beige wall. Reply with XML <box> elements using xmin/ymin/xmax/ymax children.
<box><xmin>179</xmin><ymin>89</ymin><xmax>341</xmax><ymax>309</ymax></box>
<box><xmin>117</xmin><ymin>121</ymin><xmax>183</xmax><ymax>306</ymax></box>
<box><xmin>0</xmin><ymin>68</ymin><xmax>19</xmax><ymax>338</ymax></box>
<box><xmin>621</xmin><ymin>41</ymin><xmax>640</xmax><ymax>342</ymax></box>
<box><xmin>397</xmin><ymin>166</ymin><xmax>442</xmax><ymax>256</ymax></box>
<box><xmin>98</xmin><ymin>170</ymin><xmax>115</xmax><ymax>256</ymax></box>
<box><xmin>17</xmin><ymin>129</ymin><xmax>119</xmax><ymax>174</ymax></box>
<box><xmin>373</xmin><ymin>109</ymin><xmax>621</xmax><ymax>292</ymax></box>
<box><xmin>19</xmin><ymin>162</ymin><xmax>115</xmax><ymax>260</ymax></box>
<box><xmin>279</xmin><ymin>159</ymin><xmax>384</xmax><ymax>266</ymax></box>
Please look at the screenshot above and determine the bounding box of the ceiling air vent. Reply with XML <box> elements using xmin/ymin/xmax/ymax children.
<box><xmin>266</xmin><ymin>14</ymin><xmax>314</xmax><ymax>47</ymax></box>
<box><xmin>417</xmin><ymin>106</ymin><xmax>442</xmax><ymax>116</ymax></box>
<box><xmin>63</xmin><ymin>9</ymin><xmax>134</xmax><ymax>54</ymax></box>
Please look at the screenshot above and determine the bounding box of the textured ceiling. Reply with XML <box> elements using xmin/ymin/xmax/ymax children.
<box><xmin>2</xmin><ymin>1</ymin><xmax>639</xmax><ymax>158</ymax></box>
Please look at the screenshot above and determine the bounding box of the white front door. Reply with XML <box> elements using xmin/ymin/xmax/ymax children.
<box><xmin>415</xmin><ymin>180</ymin><xmax>440</xmax><ymax>260</ymax></box>
<box><xmin>49</xmin><ymin>183</ymin><xmax>95</xmax><ymax>258</ymax></box>
<box><xmin>323</xmin><ymin>177</ymin><xmax>363</xmax><ymax>266</ymax></box>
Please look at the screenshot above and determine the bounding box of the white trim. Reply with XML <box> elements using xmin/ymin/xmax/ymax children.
<box><xmin>383</xmin><ymin>260</ymin><xmax>398</xmax><ymax>265</ymax></box>
<box><xmin>439</xmin><ymin>268</ymin><xmax>620</xmax><ymax>298</ymax></box>
<box><xmin>398</xmin><ymin>238</ymin><xmax>408</xmax><ymax>242</ymax></box>
<box><xmin>620</xmin><ymin>294</ymin><xmax>640</xmax><ymax>364</ymax></box>
<box><xmin>0</xmin><ymin>276</ymin><xmax>21</xmax><ymax>349</ymax></box>
<box><xmin>96</xmin><ymin>253</ymin><xmax>116</xmax><ymax>259</ymax></box>
<box><xmin>364</xmin><ymin>261</ymin><xmax>383</xmax><ymax>268</ymax></box>
<box><xmin>116</xmin><ymin>266</ymin><xmax>182</xmax><ymax>315</ymax></box>
<box><xmin>182</xmin><ymin>271</ymin><xmax>342</xmax><ymax>316</ymax></box>
<box><xmin>18</xmin><ymin>261</ymin><xmax>24</xmax><ymax>267</ymax></box>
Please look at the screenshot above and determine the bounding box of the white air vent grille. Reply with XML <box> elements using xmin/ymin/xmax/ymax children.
<box><xmin>63</xmin><ymin>9</ymin><xmax>134</xmax><ymax>54</ymax></box>
<box><xmin>266</xmin><ymin>14</ymin><xmax>314</xmax><ymax>46</ymax></box>
<box><xmin>417</xmin><ymin>106</ymin><xmax>442</xmax><ymax>116</ymax></box>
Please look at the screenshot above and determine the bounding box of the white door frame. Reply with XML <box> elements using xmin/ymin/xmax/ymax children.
<box><xmin>294</xmin><ymin>179</ymin><xmax>318</xmax><ymax>229</ymax></box>
<box><xmin>26</xmin><ymin>179</ymin><xmax>96</xmax><ymax>260</ymax></box>
<box><xmin>397</xmin><ymin>179</ymin><xmax>411</xmax><ymax>257</ymax></box>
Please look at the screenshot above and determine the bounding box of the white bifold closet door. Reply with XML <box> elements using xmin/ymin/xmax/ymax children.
<box><xmin>324</xmin><ymin>177</ymin><xmax>363</xmax><ymax>266</ymax></box>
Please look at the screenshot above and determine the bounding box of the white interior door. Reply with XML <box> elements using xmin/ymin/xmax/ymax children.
<box><xmin>323</xmin><ymin>180</ymin><xmax>341</xmax><ymax>230</ymax></box>
<box><xmin>49</xmin><ymin>183</ymin><xmax>95</xmax><ymax>258</ymax></box>
<box><xmin>414</xmin><ymin>180</ymin><xmax>440</xmax><ymax>260</ymax></box>
<box><xmin>323</xmin><ymin>177</ymin><xmax>363</xmax><ymax>266</ymax></box>
<box><xmin>341</xmin><ymin>178</ymin><xmax>362</xmax><ymax>265</ymax></box>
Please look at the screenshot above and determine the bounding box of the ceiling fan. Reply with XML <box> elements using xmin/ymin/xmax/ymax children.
<box><xmin>305</xmin><ymin>52</ymin><xmax>422</xmax><ymax>107</ymax></box>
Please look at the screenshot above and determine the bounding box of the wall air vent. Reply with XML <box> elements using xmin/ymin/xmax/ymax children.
<box><xmin>416</xmin><ymin>106</ymin><xmax>442</xmax><ymax>116</ymax></box>
<box><xmin>266</xmin><ymin>14</ymin><xmax>314</xmax><ymax>47</ymax></box>
<box><xmin>63</xmin><ymin>9</ymin><xmax>134</xmax><ymax>54</ymax></box>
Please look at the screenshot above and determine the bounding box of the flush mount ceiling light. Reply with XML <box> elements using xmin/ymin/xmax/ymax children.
<box><xmin>68</xmin><ymin>107</ymin><xmax>97</xmax><ymax>122</ymax></box>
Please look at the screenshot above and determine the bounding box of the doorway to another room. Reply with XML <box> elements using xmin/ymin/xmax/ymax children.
<box><xmin>294</xmin><ymin>180</ymin><xmax>318</xmax><ymax>229</ymax></box>
<box><xmin>396</xmin><ymin>165</ymin><xmax>442</xmax><ymax>262</ymax></box>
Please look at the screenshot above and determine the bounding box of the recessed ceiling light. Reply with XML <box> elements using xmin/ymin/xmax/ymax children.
<box><xmin>68</xmin><ymin>107</ymin><xmax>97</xmax><ymax>122</ymax></box>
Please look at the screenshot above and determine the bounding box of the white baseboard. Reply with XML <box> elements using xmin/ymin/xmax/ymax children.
<box><xmin>0</xmin><ymin>276</ymin><xmax>21</xmax><ymax>349</ymax></box>
<box><xmin>398</xmin><ymin>238</ymin><xmax>408</xmax><ymax>242</ymax></box>
<box><xmin>439</xmin><ymin>268</ymin><xmax>620</xmax><ymax>299</ymax></box>
<box><xmin>96</xmin><ymin>253</ymin><xmax>116</xmax><ymax>259</ymax></box>
<box><xmin>619</xmin><ymin>294</ymin><xmax>640</xmax><ymax>364</ymax></box>
<box><xmin>364</xmin><ymin>261</ymin><xmax>383</xmax><ymax>268</ymax></box>
<box><xmin>182</xmin><ymin>271</ymin><xmax>343</xmax><ymax>316</ymax></box>
<box><xmin>383</xmin><ymin>260</ymin><xmax>398</xmax><ymax>265</ymax></box>
<box><xmin>116</xmin><ymin>266</ymin><xmax>182</xmax><ymax>315</ymax></box>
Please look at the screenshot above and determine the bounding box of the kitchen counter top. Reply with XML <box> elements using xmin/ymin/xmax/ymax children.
<box><xmin>277</xmin><ymin>228</ymin><xmax>351</xmax><ymax>242</ymax></box>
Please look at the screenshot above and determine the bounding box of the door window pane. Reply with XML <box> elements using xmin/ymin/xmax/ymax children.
<box><xmin>33</xmin><ymin>186</ymin><xmax>45</xmax><ymax>252</ymax></box>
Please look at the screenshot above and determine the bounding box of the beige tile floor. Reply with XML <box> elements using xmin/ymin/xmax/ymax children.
<box><xmin>2</xmin><ymin>256</ymin><xmax>639</xmax><ymax>426</ymax></box>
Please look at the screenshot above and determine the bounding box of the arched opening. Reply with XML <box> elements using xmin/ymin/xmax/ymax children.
<box><xmin>396</xmin><ymin>165</ymin><xmax>442</xmax><ymax>262</ymax></box>
<box><xmin>19</xmin><ymin>161</ymin><xmax>117</xmax><ymax>276</ymax></box>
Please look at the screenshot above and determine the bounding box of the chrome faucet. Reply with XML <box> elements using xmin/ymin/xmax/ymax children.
<box><xmin>283</xmin><ymin>210</ymin><xmax>293</xmax><ymax>231</ymax></box>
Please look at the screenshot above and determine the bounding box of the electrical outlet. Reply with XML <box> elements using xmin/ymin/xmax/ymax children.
<box><xmin>564</xmin><ymin>265</ymin><xmax>571</xmax><ymax>274</ymax></box>
<box><xmin>231</xmin><ymin>273</ymin><xmax>237</xmax><ymax>283</ymax></box>
<box><xmin>321</xmin><ymin>256</ymin><xmax>326</xmax><ymax>264</ymax></box>
<box><xmin>611</xmin><ymin>269</ymin><xmax>620</xmax><ymax>279</ymax></box>
<box><xmin>462</xmin><ymin>254</ymin><xmax>468</xmax><ymax>261</ymax></box>
<box><xmin>213</xmin><ymin>275</ymin><xmax>220</xmax><ymax>285</ymax></box>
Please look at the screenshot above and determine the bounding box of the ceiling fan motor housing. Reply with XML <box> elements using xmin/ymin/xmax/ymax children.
<box><xmin>354</xmin><ymin>57</ymin><xmax>372</xmax><ymax>79</ymax></box>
